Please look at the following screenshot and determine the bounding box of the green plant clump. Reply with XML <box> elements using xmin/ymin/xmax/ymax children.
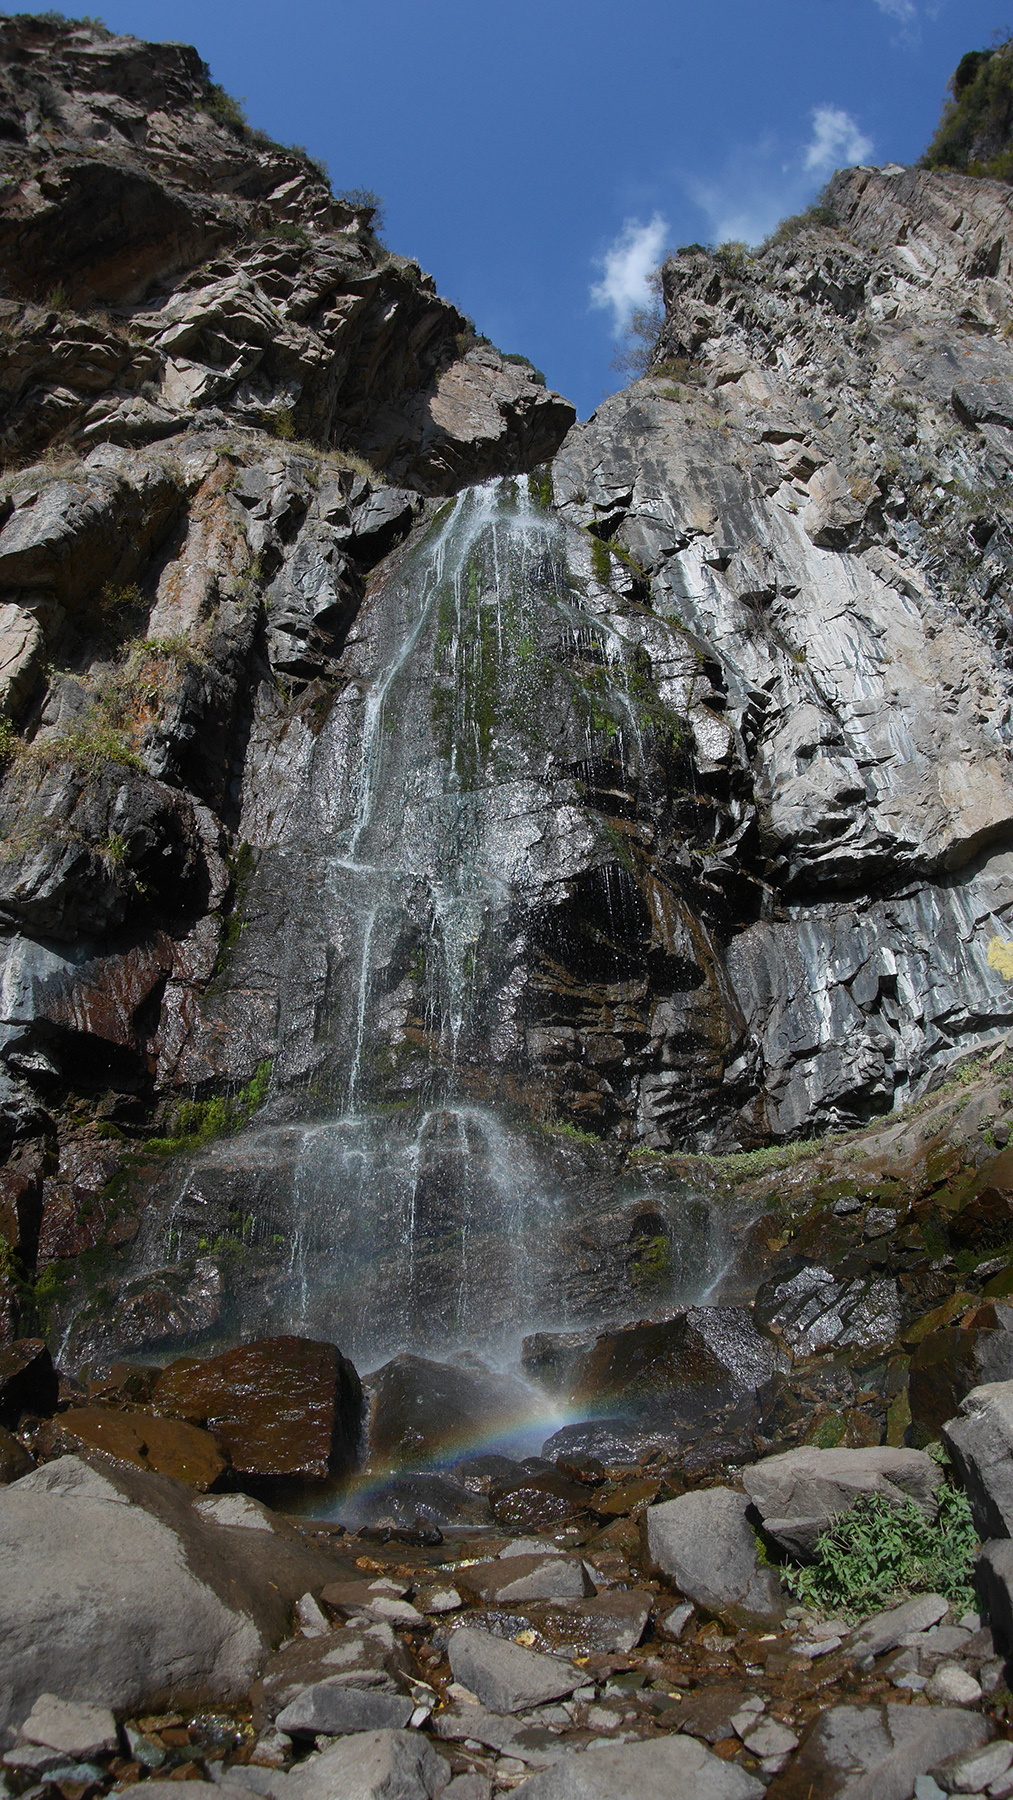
<box><xmin>783</xmin><ymin>1486</ymin><xmax>978</xmax><ymax>1618</ymax></box>
<box><xmin>922</xmin><ymin>36</ymin><xmax>1013</xmax><ymax>181</ymax></box>
<box><xmin>146</xmin><ymin>1060</ymin><xmax>272</xmax><ymax>1155</ymax></box>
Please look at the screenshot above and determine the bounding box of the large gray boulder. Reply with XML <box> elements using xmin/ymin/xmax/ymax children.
<box><xmin>447</xmin><ymin>1627</ymin><xmax>582</xmax><ymax>1713</ymax></box>
<box><xmin>973</xmin><ymin>1538</ymin><xmax>1013</xmax><ymax>1654</ymax></box>
<box><xmin>0</xmin><ymin>1454</ymin><xmax>352</xmax><ymax>1730</ymax></box>
<box><xmin>641</xmin><ymin>1487</ymin><xmax>784</xmax><ymax>1619</ymax></box>
<box><xmin>283</xmin><ymin>1730</ymin><xmax>448</xmax><ymax>1800</ymax></box>
<box><xmin>942</xmin><ymin>1379</ymin><xmax>1013</xmax><ymax>1538</ymax></box>
<box><xmin>742</xmin><ymin>1445</ymin><xmax>940</xmax><ymax>1559</ymax></box>
<box><xmin>511</xmin><ymin>1735</ymin><xmax>765</xmax><ymax>1799</ymax></box>
<box><xmin>765</xmin><ymin>1704</ymin><xmax>990</xmax><ymax>1800</ymax></box>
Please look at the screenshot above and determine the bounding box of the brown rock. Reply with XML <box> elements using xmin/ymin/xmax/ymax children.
<box><xmin>0</xmin><ymin>1339</ymin><xmax>58</xmax><ymax>1429</ymax></box>
<box><xmin>490</xmin><ymin>1471</ymin><xmax>591</xmax><ymax>1529</ymax></box>
<box><xmin>35</xmin><ymin>1404</ymin><xmax>227</xmax><ymax>1490</ymax></box>
<box><xmin>909</xmin><ymin>1302</ymin><xmax>1013</xmax><ymax>1437</ymax></box>
<box><xmin>151</xmin><ymin>1335</ymin><xmax>362</xmax><ymax>1482</ymax></box>
<box><xmin>0</xmin><ymin>1422</ymin><xmax>33</xmax><ymax>1483</ymax></box>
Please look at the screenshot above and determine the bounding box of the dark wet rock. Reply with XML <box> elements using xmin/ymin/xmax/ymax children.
<box><xmin>511</xmin><ymin>1736</ymin><xmax>765</xmax><ymax>1799</ymax></box>
<box><xmin>0</xmin><ymin>1452</ymin><xmax>355</xmax><ymax>1730</ymax></box>
<box><xmin>742</xmin><ymin>1446</ymin><xmax>940</xmax><ymax>1560</ymax></box>
<box><xmin>909</xmin><ymin>1304</ymin><xmax>1013</xmax><ymax>1438</ymax></box>
<box><xmin>764</xmin><ymin>1703</ymin><xmax>990</xmax><ymax>1800</ymax></box>
<box><xmin>366</xmin><ymin>1353</ymin><xmax>533</xmax><ymax>1469</ymax></box>
<box><xmin>150</xmin><ymin>1335</ymin><xmax>362</xmax><ymax>1483</ymax></box>
<box><xmin>567</xmin><ymin>1306</ymin><xmax>779</xmax><ymax>1424</ymax></box>
<box><xmin>490</xmin><ymin>1470</ymin><xmax>592</xmax><ymax>1530</ymax></box>
<box><xmin>274</xmin><ymin>1683</ymin><xmax>414</xmax><ymax>1736</ymax></box>
<box><xmin>0</xmin><ymin>1423</ymin><xmax>32</xmax><ymax>1483</ymax></box>
<box><xmin>0</xmin><ymin>1339</ymin><xmax>57</xmax><ymax>1429</ymax></box>
<box><xmin>283</xmin><ymin>1730</ymin><xmax>448</xmax><ymax>1800</ymax></box>
<box><xmin>974</xmin><ymin>1537</ymin><xmax>1013</xmax><ymax>1656</ymax></box>
<box><xmin>540</xmin><ymin>1418</ymin><xmax>677</xmax><ymax>1467</ymax></box>
<box><xmin>33</xmin><ymin>1403</ymin><xmax>227</xmax><ymax>1490</ymax></box>
<box><xmin>342</xmin><ymin>1473</ymin><xmax>489</xmax><ymax>1531</ymax></box>
<box><xmin>447</xmin><ymin>1625</ymin><xmax>581</xmax><ymax>1713</ymax></box>
<box><xmin>641</xmin><ymin>1488</ymin><xmax>784</xmax><ymax>1620</ymax></box>
<box><xmin>455</xmin><ymin>1453</ymin><xmax>529</xmax><ymax>1494</ymax></box>
<box><xmin>944</xmin><ymin>1377</ymin><xmax>1013</xmax><ymax>1537</ymax></box>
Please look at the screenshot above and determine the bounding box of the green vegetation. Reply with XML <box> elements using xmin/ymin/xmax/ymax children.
<box><xmin>761</xmin><ymin>187</ymin><xmax>838</xmax><ymax>251</ymax></box>
<box><xmin>922</xmin><ymin>35</ymin><xmax>1013</xmax><ymax>181</ymax></box>
<box><xmin>146</xmin><ymin>1060</ymin><xmax>272</xmax><ymax>1155</ymax></box>
<box><xmin>629</xmin><ymin>1233</ymin><xmax>673</xmax><ymax>1288</ymax></box>
<box><xmin>782</xmin><ymin>1485</ymin><xmax>978</xmax><ymax>1618</ymax></box>
<box><xmin>528</xmin><ymin>464</ymin><xmax>554</xmax><ymax>510</ymax></box>
<box><xmin>336</xmin><ymin>187</ymin><xmax>386</xmax><ymax>234</ymax></box>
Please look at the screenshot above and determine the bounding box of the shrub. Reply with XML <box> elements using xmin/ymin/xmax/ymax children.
<box><xmin>782</xmin><ymin>1485</ymin><xmax>978</xmax><ymax>1618</ymax></box>
<box><xmin>202</xmin><ymin>82</ymin><xmax>248</xmax><ymax>136</ymax></box>
<box><xmin>922</xmin><ymin>34</ymin><xmax>1013</xmax><ymax>179</ymax></box>
<box><xmin>336</xmin><ymin>187</ymin><xmax>385</xmax><ymax>234</ymax></box>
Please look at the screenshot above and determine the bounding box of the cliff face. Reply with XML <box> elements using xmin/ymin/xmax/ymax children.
<box><xmin>4</xmin><ymin>19</ymin><xmax>1013</xmax><ymax>1359</ymax></box>
<box><xmin>554</xmin><ymin>165</ymin><xmax>1013</xmax><ymax>1145</ymax></box>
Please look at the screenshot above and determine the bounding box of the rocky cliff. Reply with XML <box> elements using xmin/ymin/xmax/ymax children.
<box><xmin>3</xmin><ymin>18</ymin><xmax>1013</xmax><ymax>1364</ymax></box>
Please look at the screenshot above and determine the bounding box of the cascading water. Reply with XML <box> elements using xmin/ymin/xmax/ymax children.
<box><xmin>66</xmin><ymin>476</ymin><xmax>743</xmax><ymax>1380</ymax></box>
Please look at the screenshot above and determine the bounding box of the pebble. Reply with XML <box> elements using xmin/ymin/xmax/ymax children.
<box><xmin>743</xmin><ymin>1719</ymin><xmax>799</xmax><ymax>1758</ymax></box>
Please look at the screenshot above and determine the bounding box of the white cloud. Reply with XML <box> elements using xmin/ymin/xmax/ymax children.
<box><xmin>590</xmin><ymin>214</ymin><xmax>669</xmax><ymax>333</ymax></box>
<box><xmin>803</xmin><ymin>105</ymin><xmax>874</xmax><ymax>174</ymax></box>
<box><xmin>874</xmin><ymin>0</ymin><xmax>917</xmax><ymax>20</ymax></box>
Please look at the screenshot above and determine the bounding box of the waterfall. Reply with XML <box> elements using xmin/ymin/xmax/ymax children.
<box><xmin>66</xmin><ymin>476</ymin><xmax>739</xmax><ymax>1374</ymax></box>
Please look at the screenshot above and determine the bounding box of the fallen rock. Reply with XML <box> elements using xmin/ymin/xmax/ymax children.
<box><xmin>283</xmin><ymin>1729</ymin><xmax>447</xmax><ymax>1800</ymax></box>
<box><xmin>511</xmin><ymin>1734</ymin><xmax>765</xmax><ymax>1798</ymax></box>
<box><xmin>0</xmin><ymin>1453</ymin><xmax>354</xmax><ymax>1730</ymax></box>
<box><xmin>151</xmin><ymin>1335</ymin><xmax>362</xmax><ymax>1482</ymax></box>
<box><xmin>641</xmin><ymin>1488</ymin><xmax>784</xmax><ymax>1619</ymax></box>
<box><xmin>17</xmin><ymin>1694</ymin><xmax>117</xmax><ymax>1757</ymax></box>
<box><xmin>36</xmin><ymin>1404</ymin><xmax>227</xmax><ymax>1490</ymax></box>
<box><xmin>0</xmin><ymin>1339</ymin><xmax>57</xmax><ymax>1428</ymax></box>
<box><xmin>943</xmin><ymin>1379</ymin><xmax>1013</xmax><ymax>1538</ymax></box>
<box><xmin>366</xmin><ymin>1353</ymin><xmax>532</xmax><ymax>1467</ymax></box>
<box><xmin>275</xmin><ymin>1682</ymin><xmax>414</xmax><ymax>1736</ymax></box>
<box><xmin>742</xmin><ymin>1445</ymin><xmax>940</xmax><ymax>1559</ymax></box>
<box><xmin>456</xmin><ymin>1554</ymin><xmax>595</xmax><ymax>1605</ymax></box>
<box><xmin>924</xmin><ymin>1662</ymin><xmax>982</xmax><ymax>1704</ymax></box>
<box><xmin>0</xmin><ymin>1423</ymin><xmax>32</xmax><ymax>1483</ymax></box>
<box><xmin>568</xmin><ymin>1308</ymin><xmax>778</xmax><ymax>1423</ymax></box>
<box><xmin>522</xmin><ymin>1588</ymin><xmax>653</xmax><ymax>1655</ymax></box>
<box><xmin>447</xmin><ymin>1626</ymin><xmax>581</xmax><ymax>1713</ymax></box>
<box><xmin>765</xmin><ymin>1704</ymin><xmax>990</xmax><ymax>1800</ymax></box>
<box><xmin>930</xmin><ymin>1738</ymin><xmax>1013</xmax><ymax>1793</ymax></box>
<box><xmin>254</xmin><ymin>1621</ymin><xmax>412</xmax><ymax>1716</ymax></box>
<box><xmin>972</xmin><ymin>1538</ymin><xmax>1013</xmax><ymax>1656</ymax></box>
<box><xmin>846</xmin><ymin>1592</ymin><xmax>949</xmax><ymax>1663</ymax></box>
<box><xmin>910</xmin><ymin>1305</ymin><xmax>1013</xmax><ymax>1438</ymax></box>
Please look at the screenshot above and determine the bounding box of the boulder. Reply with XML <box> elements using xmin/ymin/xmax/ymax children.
<box><xmin>522</xmin><ymin>1588</ymin><xmax>653</xmax><ymax>1655</ymax></box>
<box><xmin>0</xmin><ymin>1423</ymin><xmax>33</xmax><ymax>1484</ymax></box>
<box><xmin>641</xmin><ymin>1488</ymin><xmax>784</xmax><ymax>1620</ymax></box>
<box><xmin>943</xmin><ymin>1379</ymin><xmax>1013</xmax><ymax>1538</ymax></box>
<box><xmin>0</xmin><ymin>1453</ymin><xmax>355</xmax><ymax>1730</ymax></box>
<box><xmin>0</xmin><ymin>1339</ymin><xmax>57</xmax><ymax>1428</ymax></box>
<box><xmin>845</xmin><ymin>1592</ymin><xmax>949</xmax><ymax>1663</ymax></box>
<box><xmin>150</xmin><ymin>1335</ymin><xmax>362</xmax><ymax>1481</ymax></box>
<box><xmin>283</xmin><ymin>1730</ymin><xmax>448</xmax><ymax>1800</ymax></box>
<box><xmin>456</xmin><ymin>1554</ymin><xmax>595</xmax><ymax>1605</ymax></box>
<box><xmin>764</xmin><ymin>1704</ymin><xmax>990</xmax><ymax>1800</ymax></box>
<box><xmin>973</xmin><ymin>1538</ymin><xmax>1013</xmax><ymax>1654</ymax></box>
<box><xmin>568</xmin><ymin>1307</ymin><xmax>778</xmax><ymax>1421</ymax></box>
<box><xmin>490</xmin><ymin>1470</ymin><xmax>592</xmax><ymax>1530</ymax></box>
<box><xmin>447</xmin><ymin>1626</ymin><xmax>582</xmax><ymax>1713</ymax></box>
<box><xmin>275</xmin><ymin>1683</ymin><xmax>414</xmax><ymax>1736</ymax></box>
<box><xmin>742</xmin><ymin>1446</ymin><xmax>940</xmax><ymax>1559</ymax></box>
<box><xmin>910</xmin><ymin>1305</ymin><xmax>1013</xmax><ymax>1438</ymax></box>
<box><xmin>366</xmin><ymin>1352</ymin><xmax>532</xmax><ymax>1467</ymax></box>
<box><xmin>511</xmin><ymin>1736</ymin><xmax>765</xmax><ymax>1799</ymax></box>
<box><xmin>254</xmin><ymin>1621</ymin><xmax>413</xmax><ymax>1716</ymax></box>
<box><xmin>35</xmin><ymin>1404</ymin><xmax>227</xmax><ymax>1490</ymax></box>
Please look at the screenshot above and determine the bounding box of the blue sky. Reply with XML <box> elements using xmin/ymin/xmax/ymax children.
<box><xmin>85</xmin><ymin>0</ymin><xmax>1006</xmax><ymax>417</ymax></box>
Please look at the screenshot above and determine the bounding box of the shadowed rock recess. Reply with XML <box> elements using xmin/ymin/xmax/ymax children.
<box><xmin>12</xmin><ymin>15</ymin><xmax>1013</xmax><ymax>1796</ymax></box>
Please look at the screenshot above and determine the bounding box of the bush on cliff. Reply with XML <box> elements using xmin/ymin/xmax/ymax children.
<box><xmin>922</xmin><ymin>35</ymin><xmax>1013</xmax><ymax>181</ymax></box>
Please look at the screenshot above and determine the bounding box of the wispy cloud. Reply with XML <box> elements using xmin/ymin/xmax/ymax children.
<box><xmin>687</xmin><ymin>103</ymin><xmax>874</xmax><ymax>249</ymax></box>
<box><xmin>590</xmin><ymin>214</ymin><xmax>669</xmax><ymax>333</ymax></box>
<box><xmin>874</xmin><ymin>0</ymin><xmax>917</xmax><ymax>21</ymax></box>
<box><xmin>804</xmin><ymin>106</ymin><xmax>873</xmax><ymax>174</ymax></box>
